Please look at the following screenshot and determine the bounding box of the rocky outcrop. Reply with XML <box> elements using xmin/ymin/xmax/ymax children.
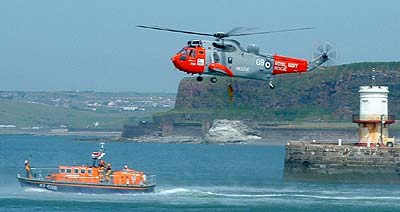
<box><xmin>203</xmin><ymin>119</ymin><xmax>262</xmax><ymax>143</ymax></box>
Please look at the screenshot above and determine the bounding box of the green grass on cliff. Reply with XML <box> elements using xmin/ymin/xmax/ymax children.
<box><xmin>0</xmin><ymin>99</ymin><xmax>160</xmax><ymax>130</ymax></box>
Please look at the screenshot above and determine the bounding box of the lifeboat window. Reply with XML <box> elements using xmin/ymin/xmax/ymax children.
<box><xmin>198</xmin><ymin>50</ymin><xmax>204</xmax><ymax>55</ymax></box>
<box><xmin>60</xmin><ymin>169</ymin><xmax>65</xmax><ymax>173</ymax></box>
<box><xmin>88</xmin><ymin>169</ymin><xmax>92</xmax><ymax>175</ymax></box>
<box><xmin>66</xmin><ymin>169</ymin><xmax>72</xmax><ymax>173</ymax></box>
<box><xmin>74</xmin><ymin>169</ymin><xmax>79</xmax><ymax>174</ymax></box>
<box><xmin>81</xmin><ymin>169</ymin><xmax>86</xmax><ymax>174</ymax></box>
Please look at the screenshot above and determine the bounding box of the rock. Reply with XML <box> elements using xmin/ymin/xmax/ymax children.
<box><xmin>203</xmin><ymin>119</ymin><xmax>262</xmax><ymax>143</ymax></box>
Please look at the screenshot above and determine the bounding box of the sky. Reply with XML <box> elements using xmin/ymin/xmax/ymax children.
<box><xmin>0</xmin><ymin>0</ymin><xmax>399</xmax><ymax>93</ymax></box>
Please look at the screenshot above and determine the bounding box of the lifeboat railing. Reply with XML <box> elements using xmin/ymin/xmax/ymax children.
<box><xmin>142</xmin><ymin>174</ymin><xmax>156</xmax><ymax>186</ymax></box>
<box><xmin>29</xmin><ymin>168</ymin><xmax>58</xmax><ymax>180</ymax></box>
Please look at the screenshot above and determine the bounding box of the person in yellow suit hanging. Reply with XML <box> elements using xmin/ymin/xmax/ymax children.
<box><xmin>227</xmin><ymin>83</ymin><xmax>234</xmax><ymax>102</ymax></box>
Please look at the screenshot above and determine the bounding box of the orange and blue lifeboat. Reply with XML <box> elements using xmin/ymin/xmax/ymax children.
<box><xmin>17</xmin><ymin>143</ymin><xmax>156</xmax><ymax>193</ymax></box>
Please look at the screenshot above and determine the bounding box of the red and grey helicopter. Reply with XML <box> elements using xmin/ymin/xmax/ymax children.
<box><xmin>137</xmin><ymin>25</ymin><xmax>338</xmax><ymax>89</ymax></box>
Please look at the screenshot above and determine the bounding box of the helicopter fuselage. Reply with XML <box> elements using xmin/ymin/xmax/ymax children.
<box><xmin>171</xmin><ymin>39</ymin><xmax>309</xmax><ymax>83</ymax></box>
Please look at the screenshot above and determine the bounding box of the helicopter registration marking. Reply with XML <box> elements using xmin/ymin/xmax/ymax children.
<box><xmin>236</xmin><ymin>67</ymin><xmax>250</xmax><ymax>72</ymax></box>
<box><xmin>255</xmin><ymin>59</ymin><xmax>265</xmax><ymax>66</ymax></box>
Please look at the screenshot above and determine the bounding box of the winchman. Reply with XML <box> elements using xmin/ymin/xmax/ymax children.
<box><xmin>227</xmin><ymin>83</ymin><xmax>234</xmax><ymax>102</ymax></box>
<box><xmin>25</xmin><ymin>160</ymin><xmax>33</xmax><ymax>179</ymax></box>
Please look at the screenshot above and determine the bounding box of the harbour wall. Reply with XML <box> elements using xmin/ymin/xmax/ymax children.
<box><xmin>284</xmin><ymin>142</ymin><xmax>400</xmax><ymax>183</ymax></box>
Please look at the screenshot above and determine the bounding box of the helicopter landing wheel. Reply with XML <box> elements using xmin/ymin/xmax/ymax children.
<box><xmin>210</xmin><ymin>77</ymin><xmax>218</xmax><ymax>83</ymax></box>
<box><xmin>196</xmin><ymin>76</ymin><xmax>203</xmax><ymax>82</ymax></box>
<box><xmin>268</xmin><ymin>82</ymin><xmax>275</xmax><ymax>89</ymax></box>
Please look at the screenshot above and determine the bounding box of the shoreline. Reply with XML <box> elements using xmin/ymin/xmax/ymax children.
<box><xmin>0</xmin><ymin>130</ymin><xmax>122</xmax><ymax>137</ymax></box>
<box><xmin>2</xmin><ymin>122</ymin><xmax>396</xmax><ymax>145</ymax></box>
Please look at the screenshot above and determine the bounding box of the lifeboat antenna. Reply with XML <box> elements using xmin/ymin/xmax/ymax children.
<box><xmin>100</xmin><ymin>142</ymin><xmax>105</xmax><ymax>152</ymax></box>
<box><xmin>371</xmin><ymin>67</ymin><xmax>376</xmax><ymax>86</ymax></box>
<box><xmin>98</xmin><ymin>142</ymin><xmax>106</xmax><ymax>160</ymax></box>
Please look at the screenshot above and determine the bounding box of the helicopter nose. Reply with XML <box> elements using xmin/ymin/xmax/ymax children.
<box><xmin>171</xmin><ymin>54</ymin><xmax>180</xmax><ymax>69</ymax></box>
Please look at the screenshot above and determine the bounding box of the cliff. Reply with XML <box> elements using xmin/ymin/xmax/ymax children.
<box><xmin>122</xmin><ymin>62</ymin><xmax>400</xmax><ymax>138</ymax></box>
<box><xmin>172</xmin><ymin>62</ymin><xmax>400</xmax><ymax>122</ymax></box>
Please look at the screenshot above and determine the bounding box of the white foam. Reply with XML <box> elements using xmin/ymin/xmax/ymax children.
<box><xmin>157</xmin><ymin>187</ymin><xmax>192</xmax><ymax>195</ymax></box>
<box><xmin>24</xmin><ymin>187</ymin><xmax>51</xmax><ymax>193</ymax></box>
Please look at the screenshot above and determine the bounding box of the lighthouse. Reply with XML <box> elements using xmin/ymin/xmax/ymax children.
<box><xmin>284</xmin><ymin>72</ymin><xmax>400</xmax><ymax>183</ymax></box>
<box><xmin>352</xmin><ymin>86</ymin><xmax>395</xmax><ymax>147</ymax></box>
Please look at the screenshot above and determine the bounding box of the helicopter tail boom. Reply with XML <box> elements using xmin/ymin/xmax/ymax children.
<box><xmin>307</xmin><ymin>53</ymin><xmax>329</xmax><ymax>71</ymax></box>
<box><xmin>272</xmin><ymin>55</ymin><xmax>308</xmax><ymax>75</ymax></box>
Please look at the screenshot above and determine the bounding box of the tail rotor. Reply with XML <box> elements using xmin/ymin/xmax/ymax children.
<box><xmin>312</xmin><ymin>41</ymin><xmax>339</xmax><ymax>69</ymax></box>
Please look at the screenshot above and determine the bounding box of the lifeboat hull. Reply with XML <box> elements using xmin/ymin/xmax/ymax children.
<box><xmin>17</xmin><ymin>176</ymin><xmax>155</xmax><ymax>194</ymax></box>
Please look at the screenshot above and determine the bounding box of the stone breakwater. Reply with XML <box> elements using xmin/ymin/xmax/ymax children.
<box><xmin>284</xmin><ymin>142</ymin><xmax>400</xmax><ymax>183</ymax></box>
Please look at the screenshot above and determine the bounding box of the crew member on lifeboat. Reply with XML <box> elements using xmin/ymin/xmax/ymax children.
<box><xmin>105</xmin><ymin>164</ymin><xmax>112</xmax><ymax>182</ymax></box>
<box><xmin>24</xmin><ymin>160</ymin><xmax>32</xmax><ymax>179</ymax></box>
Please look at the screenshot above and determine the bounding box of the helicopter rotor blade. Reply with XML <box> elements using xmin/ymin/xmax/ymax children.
<box><xmin>316</xmin><ymin>43</ymin><xmax>324</xmax><ymax>53</ymax></box>
<box><xmin>138</xmin><ymin>25</ymin><xmax>315</xmax><ymax>39</ymax></box>
<box><xmin>137</xmin><ymin>25</ymin><xmax>214</xmax><ymax>37</ymax></box>
<box><xmin>226</xmin><ymin>27</ymin><xmax>258</xmax><ymax>35</ymax></box>
<box><xmin>229</xmin><ymin>27</ymin><xmax>315</xmax><ymax>37</ymax></box>
<box><xmin>226</xmin><ymin>27</ymin><xmax>245</xmax><ymax>35</ymax></box>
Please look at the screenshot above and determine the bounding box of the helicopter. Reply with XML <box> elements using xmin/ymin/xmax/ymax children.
<box><xmin>137</xmin><ymin>25</ymin><xmax>338</xmax><ymax>89</ymax></box>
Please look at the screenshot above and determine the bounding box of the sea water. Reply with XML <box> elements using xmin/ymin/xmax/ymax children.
<box><xmin>0</xmin><ymin>135</ymin><xmax>400</xmax><ymax>212</ymax></box>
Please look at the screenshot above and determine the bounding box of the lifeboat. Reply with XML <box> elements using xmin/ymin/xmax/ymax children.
<box><xmin>17</xmin><ymin>143</ymin><xmax>156</xmax><ymax>193</ymax></box>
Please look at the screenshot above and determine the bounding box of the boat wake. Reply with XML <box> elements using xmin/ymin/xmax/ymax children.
<box><xmin>3</xmin><ymin>185</ymin><xmax>400</xmax><ymax>209</ymax></box>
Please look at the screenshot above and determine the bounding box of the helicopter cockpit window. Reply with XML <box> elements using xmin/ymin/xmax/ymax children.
<box><xmin>180</xmin><ymin>55</ymin><xmax>187</xmax><ymax>61</ymax></box>
<box><xmin>189</xmin><ymin>49</ymin><xmax>196</xmax><ymax>58</ymax></box>
<box><xmin>178</xmin><ymin>48</ymin><xmax>188</xmax><ymax>61</ymax></box>
<box><xmin>178</xmin><ymin>49</ymin><xmax>188</xmax><ymax>55</ymax></box>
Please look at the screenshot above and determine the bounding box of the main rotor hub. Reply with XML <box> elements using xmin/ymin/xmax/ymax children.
<box><xmin>213</xmin><ymin>32</ymin><xmax>228</xmax><ymax>39</ymax></box>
